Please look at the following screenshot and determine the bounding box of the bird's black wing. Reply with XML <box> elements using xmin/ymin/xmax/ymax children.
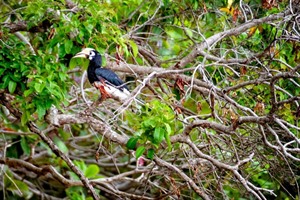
<box><xmin>95</xmin><ymin>68</ymin><xmax>129</xmax><ymax>91</ymax></box>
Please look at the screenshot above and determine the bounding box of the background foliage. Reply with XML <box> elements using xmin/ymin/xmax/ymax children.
<box><xmin>0</xmin><ymin>0</ymin><xmax>299</xmax><ymax>199</ymax></box>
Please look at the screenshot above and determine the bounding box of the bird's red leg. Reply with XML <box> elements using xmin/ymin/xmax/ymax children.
<box><xmin>93</xmin><ymin>81</ymin><xmax>112</xmax><ymax>100</ymax></box>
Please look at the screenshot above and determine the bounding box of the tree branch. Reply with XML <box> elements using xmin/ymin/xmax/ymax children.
<box><xmin>154</xmin><ymin>157</ymin><xmax>211</xmax><ymax>200</ymax></box>
<box><xmin>174</xmin><ymin>10</ymin><xmax>291</xmax><ymax>69</ymax></box>
<box><xmin>27</xmin><ymin>123</ymin><xmax>100</xmax><ymax>200</ymax></box>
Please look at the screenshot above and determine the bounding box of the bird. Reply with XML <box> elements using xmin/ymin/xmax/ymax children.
<box><xmin>73</xmin><ymin>48</ymin><xmax>131</xmax><ymax>102</ymax></box>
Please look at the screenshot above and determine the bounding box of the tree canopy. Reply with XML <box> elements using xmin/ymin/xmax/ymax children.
<box><xmin>0</xmin><ymin>0</ymin><xmax>300</xmax><ymax>199</ymax></box>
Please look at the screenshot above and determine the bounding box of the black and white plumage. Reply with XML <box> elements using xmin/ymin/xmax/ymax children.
<box><xmin>73</xmin><ymin>48</ymin><xmax>131</xmax><ymax>102</ymax></box>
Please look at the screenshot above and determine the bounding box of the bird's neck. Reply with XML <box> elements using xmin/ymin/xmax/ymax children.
<box><xmin>87</xmin><ymin>64</ymin><xmax>100</xmax><ymax>84</ymax></box>
<box><xmin>87</xmin><ymin>54</ymin><xmax>102</xmax><ymax>84</ymax></box>
<box><xmin>91</xmin><ymin>54</ymin><xmax>102</xmax><ymax>68</ymax></box>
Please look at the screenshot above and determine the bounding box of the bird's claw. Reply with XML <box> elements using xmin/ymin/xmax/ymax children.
<box><xmin>93</xmin><ymin>82</ymin><xmax>112</xmax><ymax>99</ymax></box>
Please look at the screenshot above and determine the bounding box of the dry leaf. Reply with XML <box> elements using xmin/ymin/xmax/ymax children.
<box><xmin>203</xmin><ymin>2</ymin><xmax>207</xmax><ymax>13</ymax></box>
<box><xmin>95</xmin><ymin>151</ymin><xmax>100</xmax><ymax>162</ymax></box>
<box><xmin>197</xmin><ymin>102</ymin><xmax>202</xmax><ymax>113</ymax></box>
<box><xmin>233</xmin><ymin>8</ymin><xmax>240</xmax><ymax>23</ymax></box>
<box><xmin>48</xmin><ymin>28</ymin><xmax>56</xmax><ymax>40</ymax></box>
<box><xmin>174</xmin><ymin>106</ymin><xmax>182</xmax><ymax>114</ymax></box>
<box><xmin>230</xmin><ymin>109</ymin><xmax>238</xmax><ymax>121</ymax></box>
<box><xmin>175</xmin><ymin>77</ymin><xmax>188</xmax><ymax>93</ymax></box>
<box><xmin>262</xmin><ymin>0</ymin><xmax>277</xmax><ymax>9</ymax></box>
<box><xmin>248</xmin><ymin>27</ymin><xmax>257</xmax><ymax>38</ymax></box>
<box><xmin>240</xmin><ymin>66</ymin><xmax>247</xmax><ymax>75</ymax></box>
<box><xmin>254</xmin><ymin>101</ymin><xmax>265</xmax><ymax>114</ymax></box>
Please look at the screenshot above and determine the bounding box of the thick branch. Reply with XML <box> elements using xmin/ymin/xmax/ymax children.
<box><xmin>46</xmin><ymin>107</ymin><xmax>128</xmax><ymax>145</ymax></box>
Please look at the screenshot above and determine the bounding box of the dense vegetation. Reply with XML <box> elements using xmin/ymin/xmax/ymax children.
<box><xmin>0</xmin><ymin>0</ymin><xmax>299</xmax><ymax>199</ymax></box>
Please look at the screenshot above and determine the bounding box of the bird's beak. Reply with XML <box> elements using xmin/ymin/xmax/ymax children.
<box><xmin>73</xmin><ymin>52</ymin><xmax>88</xmax><ymax>58</ymax></box>
<box><xmin>73</xmin><ymin>48</ymin><xmax>90</xmax><ymax>58</ymax></box>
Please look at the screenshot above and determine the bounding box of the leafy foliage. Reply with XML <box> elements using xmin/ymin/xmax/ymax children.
<box><xmin>126</xmin><ymin>100</ymin><xmax>177</xmax><ymax>156</ymax></box>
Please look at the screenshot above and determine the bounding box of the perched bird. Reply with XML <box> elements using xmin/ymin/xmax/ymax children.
<box><xmin>73</xmin><ymin>48</ymin><xmax>131</xmax><ymax>102</ymax></box>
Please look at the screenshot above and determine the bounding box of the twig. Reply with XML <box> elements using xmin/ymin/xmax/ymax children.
<box><xmin>14</xmin><ymin>32</ymin><xmax>36</xmax><ymax>55</ymax></box>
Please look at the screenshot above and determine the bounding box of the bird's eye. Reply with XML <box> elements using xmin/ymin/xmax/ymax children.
<box><xmin>89</xmin><ymin>51</ymin><xmax>95</xmax><ymax>60</ymax></box>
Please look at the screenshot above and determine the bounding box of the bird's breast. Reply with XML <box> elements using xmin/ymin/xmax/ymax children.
<box><xmin>87</xmin><ymin>67</ymin><xmax>99</xmax><ymax>84</ymax></box>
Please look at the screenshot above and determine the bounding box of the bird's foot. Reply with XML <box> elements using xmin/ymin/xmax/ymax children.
<box><xmin>93</xmin><ymin>82</ymin><xmax>112</xmax><ymax>99</ymax></box>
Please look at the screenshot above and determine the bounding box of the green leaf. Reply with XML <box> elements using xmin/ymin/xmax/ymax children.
<box><xmin>53</xmin><ymin>136</ymin><xmax>68</xmax><ymax>154</ymax></box>
<box><xmin>8</xmin><ymin>80</ymin><xmax>17</xmax><ymax>93</ymax></box>
<box><xmin>36</xmin><ymin>104</ymin><xmax>46</xmax><ymax>119</ymax></box>
<box><xmin>142</xmin><ymin>118</ymin><xmax>156</xmax><ymax>128</ymax></box>
<box><xmin>129</xmin><ymin>40</ymin><xmax>138</xmax><ymax>57</ymax></box>
<box><xmin>69</xmin><ymin>57</ymin><xmax>89</xmax><ymax>69</ymax></box>
<box><xmin>84</xmin><ymin>164</ymin><xmax>100</xmax><ymax>178</ymax></box>
<box><xmin>0</xmin><ymin>68</ymin><xmax>5</xmax><ymax>75</ymax></box>
<box><xmin>2</xmin><ymin>74</ymin><xmax>10</xmax><ymax>88</ymax></box>
<box><xmin>20</xmin><ymin>137</ymin><xmax>31</xmax><ymax>155</ymax></box>
<box><xmin>24</xmin><ymin>89</ymin><xmax>33</xmax><ymax>97</ymax></box>
<box><xmin>164</xmin><ymin>123</ymin><xmax>172</xmax><ymax>135</ymax></box>
<box><xmin>34</xmin><ymin>82</ymin><xmax>44</xmax><ymax>93</ymax></box>
<box><xmin>126</xmin><ymin>137</ymin><xmax>138</xmax><ymax>150</ymax></box>
<box><xmin>6</xmin><ymin>179</ymin><xmax>33</xmax><ymax>199</ymax></box>
<box><xmin>68</xmin><ymin>172</ymin><xmax>79</xmax><ymax>181</ymax></box>
<box><xmin>74</xmin><ymin>160</ymin><xmax>87</xmax><ymax>172</ymax></box>
<box><xmin>135</xmin><ymin>146</ymin><xmax>145</xmax><ymax>159</ymax></box>
<box><xmin>147</xmin><ymin>149</ymin><xmax>155</xmax><ymax>160</ymax></box>
<box><xmin>164</xmin><ymin>123</ymin><xmax>172</xmax><ymax>150</ymax></box>
<box><xmin>65</xmin><ymin>40</ymin><xmax>73</xmax><ymax>54</ymax></box>
<box><xmin>84</xmin><ymin>23</ymin><xmax>94</xmax><ymax>34</ymax></box>
<box><xmin>165</xmin><ymin>27</ymin><xmax>184</xmax><ymax>39</ymax></box>
<box><xmin>164</xmin><ymin>131</ymin><xmax>172</xmax><ymax>151</ymax></box>
<box><xmin>21</xmin><ymin>111</ymin><xmax>30</xmax><ymax>126</ymax></box>
<box><xmin>58</xmin><ymin>44</ymin><xmax>66</xmax><ymax>57</ymax></box>
<box><xmin>154</xmin><ymin>127</ymin><xmax>165</xmax><ymax>143</ymax></box>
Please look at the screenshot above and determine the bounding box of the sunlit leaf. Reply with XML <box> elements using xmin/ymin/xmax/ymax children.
<box><xmin>8</xmin><ymin>80</ymin><xmax>17</xmax><ymax>93</ymax></box>
<box><xmin>164</xmin><ymin>123</ymin><xmax>172</xmax><ymax>135</ymax></box>
<box><xmin>6</xmin><ymin>178</ymin><xmax>33</xmax><ymax>199</ymax></box>
<box><xmin>164</xmin><ymin>129</ymin><xmax>172</xmax><ymax>151</ymax></box>
<box><xmin>147</xmin><ymin>148</ymin><xmax>155</xmax><ymax>160</ymax></box>
<box><xmin>84</xmin><ymin>164</ymin><xmax>100</xmax><ymax>178</ymax></box>
<box><xmin>65</xmin><ymin>40</ymin><xmax>73</xmax><ymax>54</ymax></box>
<box><xmin>53</xmin><ymin>136</ymin><xmax>68</xmax><ymax>154</ymax></box>
<box><xmin>129</xmin><ymin>40</ymin><xmax>138</xmax><ymax>57</ymax></box>
<box><xmin>135</xmin><ymin>146</ymin><xmax>145</xmax><ymax>159</ymax></box>
<box><xmin>126</xmin><ymin>137</ymin><xmax>138</xmax><ymax>150</ymax></box>
<box><xmin>34</xmin><ymin>82</ymin><xmax>44</xmax><ymax>93</ymax></box>
<box><xmin>154</xmin><ymin>127</ymin><xmax>165</xmax><ymax>143</ymax></box>
<box><xmin>220</xmin><ymin>7</ymin><xmax>230</xmax><ymax>14</ymax></box>
<box><xmin>36</xmin><ymin>104</ymin><xmax>46</xmax><ymax>119</ymax></box>
<box><xmin>165</xmin><ymin>28</ymin><xmax>184</xmax><ymax>40</ymax></box>
<box><xmin>24</xmin><ymin>89</ymin><xmax>33</xmax><ymax>97</ymax></box>
<box><xmin>227</xmin><ymin>0</ymin><xmax>233</xmax><ymax>8</ymax></box>
<box><xmin>69</xmin><ymin>57</ymin><xmax>89</xmax><ymax>69</ymax></box>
